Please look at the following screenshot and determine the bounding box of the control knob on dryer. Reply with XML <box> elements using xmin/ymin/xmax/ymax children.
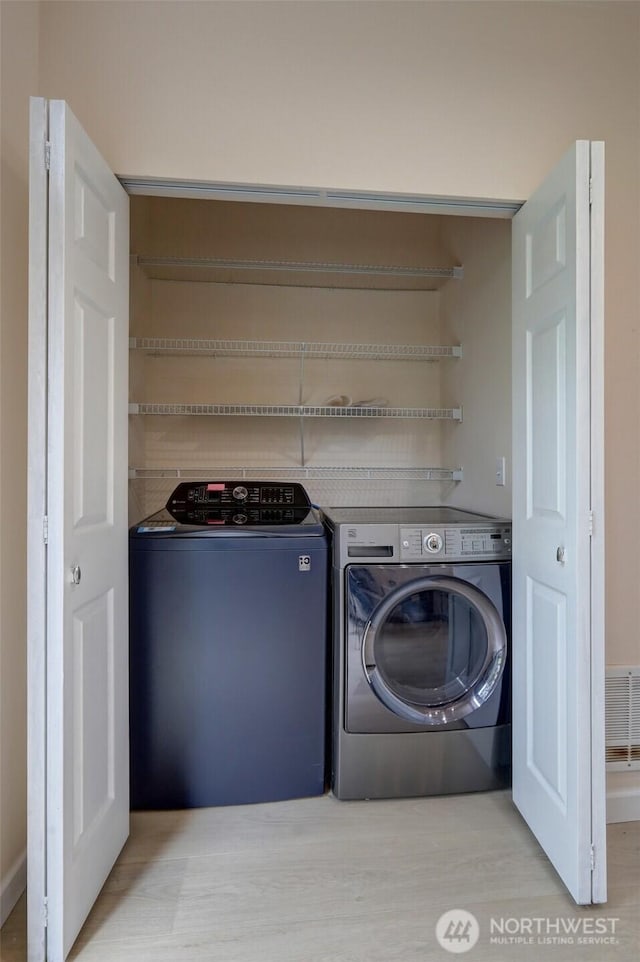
<box><xmin>424</xmin><ymin>532</ymin><xmax>443</xmax><ymax>554</ymax></box>
<box><xmin>232</xmin><ymin>485</ymin><xmax>249</xmax><ymax>501</ymax></box>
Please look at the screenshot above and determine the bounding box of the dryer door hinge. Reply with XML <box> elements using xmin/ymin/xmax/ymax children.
<box><xmin>44</xmin><ymin>141</ymin><xmax>51</xmax><ymax>170</ymax></box>
<box><xmin>43</xmin><ymin>515</ymin><xmax>49</xmax><ymax>544</ymax></box>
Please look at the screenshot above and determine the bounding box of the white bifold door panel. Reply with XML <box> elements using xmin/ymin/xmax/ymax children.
<box><xmin>28</xmin><ymin>98</ymin><xmax>130</xmax><ymax>961</ymax></box>
<box><xmin>511</xmin><ymin>141</ymin><xmax>606</xmax><ymax>904</ymax></box>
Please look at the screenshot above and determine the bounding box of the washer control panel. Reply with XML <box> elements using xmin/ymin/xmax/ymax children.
<box><xmin>168</xmin><ymin>481</ymin><xmax>307</xmax><ymax>508</ymax></box>
<box><xmin>163</xmin><ymin>480</ymin><xmax>313</xmax><ymax>526</ymax></box>
<box><xmin>400</xmin><ymin>524</ymin><xmax>512</xmax><ymax>560</ymax></box>
<box><xmin>181</xmin><ymin>483</ymin><xmax>298</xmax><ymax>506</ymax></box>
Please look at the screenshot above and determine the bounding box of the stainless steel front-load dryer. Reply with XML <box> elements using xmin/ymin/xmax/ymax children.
<box><xmin>322</xmin><ymin>506</ymin><xmax>512</xmax><ymax>800</ymax></box>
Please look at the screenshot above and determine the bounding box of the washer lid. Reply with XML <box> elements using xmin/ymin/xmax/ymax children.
<box><xmin>130</xmin><ymin>505</ymin><xmax>325</xmax><ymax>537</ymax></box>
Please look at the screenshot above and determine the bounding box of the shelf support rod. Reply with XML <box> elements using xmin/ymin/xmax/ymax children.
<box><xmin>298</xmin><ymin>348</ymin><xmax>306</xmax><ymax>405</ymax></box>
<box><xmin>298</xmin><ymin>347</ymin><xmax>307</xmax><ymax>465</ymax></box>
<box><xmin>299</xmin><ymin>417</ymin><xmax>306</xmax><ymax>467</ymax></box>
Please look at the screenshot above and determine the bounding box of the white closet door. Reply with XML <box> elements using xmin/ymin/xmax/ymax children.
<box><xmin>512</xmin><ymin>140</ymin><xmax>606</xmax><ymax>904</ymax></box>
<box><xmin>28</xmin><ymin>98</ymin><xmax>130</xmax><ymax>961</ymax></box>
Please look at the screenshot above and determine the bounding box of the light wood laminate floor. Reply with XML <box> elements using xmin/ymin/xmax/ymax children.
<box><xmin>2</xmin><ymin>792</ymin><xmax>639</xmax><ymax>961</ymax></box>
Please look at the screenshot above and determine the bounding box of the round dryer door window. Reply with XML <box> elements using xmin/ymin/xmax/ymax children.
<box><xmin>362</xmin><ymin>576</ymin><xmax>507</xmax><ymax>726</ymax></box>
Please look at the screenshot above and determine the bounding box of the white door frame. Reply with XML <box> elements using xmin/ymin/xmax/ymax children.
<box><xmin>119</xmin><ymin>175</ymin><xmax>523</xmax><ymax>218</ymax></box>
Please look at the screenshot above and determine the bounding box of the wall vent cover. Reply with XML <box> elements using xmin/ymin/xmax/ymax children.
<box><xmin>605</xmin><ymin>668</ymin><xmax>640</xmax><ymax>770</ymax></box>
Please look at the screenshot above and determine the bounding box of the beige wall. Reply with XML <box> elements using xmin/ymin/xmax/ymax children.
<box><xmin>37</xmin><ymin>1</ymin><xmax>639</xmax><ymax>200</ymax></box>
<box><xmin>37</xmin><ymin>0</ymin><xmax>640</xmax><ymax>660</ymax></box>
<box><xmin>1</xmin><ymin>0</ymin><xmax>639</xmax><ymax>902</ymax></box>
<box><xmin>0</xmin><ymin>0</ymin><xmax>39</xmax><ymax>912</ymax></box>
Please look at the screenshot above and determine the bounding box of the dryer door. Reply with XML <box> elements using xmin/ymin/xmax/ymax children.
<box><xmin>361</xmin><ymin>576</ymin><xmax>507</xmax><ymax>727</ymax></box>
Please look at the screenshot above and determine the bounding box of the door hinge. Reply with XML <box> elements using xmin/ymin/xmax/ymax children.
<box><xmin>43</xmin><ymin>515</ymin><xmax>49</xmax><ymax>544</ymax></box>
<box><xmin>44</xmin><ymin>141</ymin><xmax>51</xmax><ymax>170</ymax></box>
<box><xmin>590</xmin><ymin>843</ymin><xmax>596</xmax><ymax>871</ymax></box>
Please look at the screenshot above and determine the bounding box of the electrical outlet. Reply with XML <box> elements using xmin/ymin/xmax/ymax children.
<box><xmin>496</xmin><ymin>456</ymin><xmax>506</xmax><ymax>486</ymax></box>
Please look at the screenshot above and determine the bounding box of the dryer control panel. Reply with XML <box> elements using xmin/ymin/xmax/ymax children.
<box><xmin>322</xmin><ymin>506</ymin><xmax>512</xmax><ymax>567</ymax></box>
<box><xmin>400</xmin><ymin>525</ymin><xmax>512</xmax><ymax>561</ymax></box>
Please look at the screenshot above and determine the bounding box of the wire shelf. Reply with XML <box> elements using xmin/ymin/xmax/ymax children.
<box><xmin>137</xmin><ymin>255</ymin><xmax>464</xmax><ymax>281</ymax></box>
<box><xmin>129</xmin><ymin>337</ymin><xmax>462</xmax><ymax>360</ymax></box>
<box><xmin>128</xmin><ymin>403</ymin><xmax>463</xmax><ymax>420</ymax></box>
<box><xmin>129</xmin><ymin>466</ymin><xmax>464</xmax><ymax>482</ymax></box>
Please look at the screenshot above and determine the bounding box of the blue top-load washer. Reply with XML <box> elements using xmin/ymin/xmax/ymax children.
<box><xmin>129</xmin><ymin>480</ymin><xmax>328</xmax><ymax>809</ymax></box>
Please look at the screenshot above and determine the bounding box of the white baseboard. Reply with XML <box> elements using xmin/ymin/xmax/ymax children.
<box><xmin>607</xmin><ymin>786</ymin><xmax>640</xmax><ymax>824</ymax></box>
<box><xmin>0</xmin><ymin>849</ymin><xmax>26</xmax><ymax>928</ymax></box>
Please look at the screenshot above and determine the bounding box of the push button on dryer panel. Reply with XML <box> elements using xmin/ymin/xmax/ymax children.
<box><xmin>399</xmin><ymin>528</ymin><xmax>423</xmax><ymax>560</ymax></box>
